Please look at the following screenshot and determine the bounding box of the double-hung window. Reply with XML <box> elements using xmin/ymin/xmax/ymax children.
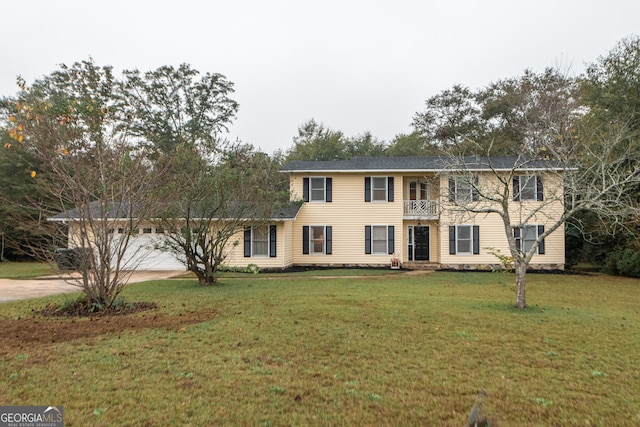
<box><xmin>448</xmin><ymin>225</ymin><xmax>480</xmax><ymax>255</ymax></box>
<box><xmin>514</xmin><ymin>225</ymin><xmax>545</xmax><ymax>255</ymax></box>
<box><xmin>513</xmin><ymin>175</ymin><xmax>543</xmax><ymax>201</ymax></box>
<box><xmin>364</xmin><ymin>225</ymin><xmax>395</xmax><ymax>255</ymax></box>
<box><xmin>448</xmin><ymin>176</ymin><xmax>478</xmax><ymax>203</ymax></box>
<box><xmin>364</xmin><ymin>177</ymin><xmax>394</xmax><ymax>202</ymax></box>
<box><xmin>302</xmin><ymin>225</ymin><xmax>332</xmax><ymax>255</ymax></box>
<box><xmin>244</xmin><ymin>225</ymin><xmax>277</xmax><ymax>258</ymax></box>
<box><xmin>303</xmin><ymin>177</ymin><xmax>332</xmax><ymax>202</ymax></box>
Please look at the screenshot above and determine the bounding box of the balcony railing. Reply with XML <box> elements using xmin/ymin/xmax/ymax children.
<box><xmin>404</xmin><ymin>200</ymin><xmax>439</xmax><ymax>219</ymax></box>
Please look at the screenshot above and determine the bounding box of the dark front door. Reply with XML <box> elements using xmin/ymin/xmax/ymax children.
<box><xmin>414</xmin><ymin>226</ymin><xmax>430</xmax><ymax>261</ymax></box>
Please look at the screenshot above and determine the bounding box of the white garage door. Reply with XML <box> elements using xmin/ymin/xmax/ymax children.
<box><xmin>114</xmin><ymin>227</ymin><xmax>186</xmax><ymax>271</ymax></box>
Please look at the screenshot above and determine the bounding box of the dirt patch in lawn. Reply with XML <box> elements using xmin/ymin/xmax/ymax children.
<box><xmin>0</xmin><ymin>308</ymin><xmax>216</xmax><ymax>358</ymax></box>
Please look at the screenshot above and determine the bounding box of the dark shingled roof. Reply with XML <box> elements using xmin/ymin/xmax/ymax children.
<box><xmin>49</xmin><ymin>200</ymin><xmax>302</xmax><ymax>221</ymax></box>
<box><xmin>281</xmin><ymin>156</ymin><xmax>568</xmax><ymax>172</ymax></box>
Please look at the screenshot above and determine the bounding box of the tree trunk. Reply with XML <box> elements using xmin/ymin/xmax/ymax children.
<box><xmin>514</xmin><ymin>260</ymin><xmax>527</xmax><ymax>309</ymax></box>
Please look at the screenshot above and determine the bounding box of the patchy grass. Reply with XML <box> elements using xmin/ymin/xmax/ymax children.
<box><xmin>1</xmin><ymin>271</ymin><xmax>639</xmax><ymax>426</ymax></box>
<box><xmin>0</xmin><ymin>261</ymin><xmax>55</xmax><ymax>279</ymax></box>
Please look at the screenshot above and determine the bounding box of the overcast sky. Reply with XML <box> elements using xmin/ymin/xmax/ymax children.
<box><xmin>1</xmin><ymin>0</ymin><xmax>638</xmax><ymax>154</ymax></box>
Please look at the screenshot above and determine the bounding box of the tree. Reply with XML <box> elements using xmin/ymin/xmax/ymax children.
<box><xmin>438</xmin><ymin>66</ymin><xmax>640</xmax><ymax>308</ymax></box>
<box><xmin>411</xmin><ymin>84</ymin><xmax>484</xmax><ymax>153</ymax></box>
<box><xmin>1</xmin><ymin>59</ymin><xmax>161</xmax><ymax>310</ymax></box>
<box><xmin>123</xmin><ymin>64</ymin><xmax>238</xmax><ymax>157</ymax></box>
<box><xmin>385</xmin><ymin>131</ymin><xmax>437</xmax><ymax>156</ymax></box>
<box><xmin>285</xmin><ymin>119</ymin><xmax>347</xmax><ymax>161</ymax></box>
<box><xmin>155</xmin><ymin>143</ymin><xmax>285</xmax><ymax>285</ymax></box>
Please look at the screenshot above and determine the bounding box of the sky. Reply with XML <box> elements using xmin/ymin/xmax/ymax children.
<box><xmin>1</xmin><ymin>0</ymin><xmax>638</xmax><ymax>154</ymax></box>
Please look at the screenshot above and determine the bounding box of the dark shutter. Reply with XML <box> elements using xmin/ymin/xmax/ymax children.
<box><xmin>514</xmin><ymin>228</ymin><xmax>521</xmax><ymax>252</ymax></box>
<box><xmin>244</xmin><ymin>227</ymin><xmax>251</xmax><ymax>257</ymax></box>
<box><xmin>536</xmin><ymin>176</ymin><xmax>544</xmax><ymax>201</ymax></box>
<box><xmin>388</xmin><ymin>226</ymin><xmax>395</xmax><ymax>254</ymax></box>
<box><xmin>364</xmin><ymin>177</ymin><xmax>371</xmax><ymax>202</ymax></box>
<box><xmin>472</xmin><ymin>176</ymin><xmax>479</xmax><ymax>201</ymax></box>
<box><xmin>513</xmin><ymin>176</ymin><xmax>520</xmax><ymax>201</ymax></box>
<box><xmin>537</xmin><ymin>225</ymin><xmax>545</xmax><ymax>254</ymax></box>
<box><xmin>326</xmin><ymin>178</ymin><xmax>332</xmax><ymax>202</ymax></box>
<box><xmin>449</xmin><ymin>226</ymin><xmax>456</xmax><ymax>255</ymax></box>
<box><xmin>472</xmin><ymin>225</ymin><xmax>480</xmax><ymax>255</ymax></box>
<box><xmin>448</xmin><ymin>178</ymin><xmax>455</xmax><ymax>202</ymax></box>
<box><xmin>365</xmin><ymin>225</ymin><xmax>372</xmax><ymax>254</ymax></box>
<box><xmin>326</xmin><ymin>226</ymin><xmax>332</xmax><ymax>255</ymax></box>
<box><xmin>303</xmin><ymin>226</ymin><xmax>310</xmax><ymax>254</ymax></box>
<box><xmin>303</xmin><ymin>178</ymin><xmax>309</xmax><ymax>202</ymax></box>
<box><xmin>269</xmin><ymin>225</ymin><xmax>277</xmax><ymax>257</ymax></box>
<box><xmin>387</xmin><ymin>177</ymin><xmax>394</xmax><ymax>202</ymax></box>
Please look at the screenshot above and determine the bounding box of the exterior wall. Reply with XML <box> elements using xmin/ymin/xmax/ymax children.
<box><xmin>224</xmin><ymin>221</ymin><xmax>295</xmax><ymax>270</ymax></box>
<box><xmin>438</xmin><ymin>171</ymin><xmax>565</xmax><ymax>269</ymax></box>
<box><xmin>290</xmin><ymin>173</ymin><xmax>404</xmax><ymax>267</ymax></box>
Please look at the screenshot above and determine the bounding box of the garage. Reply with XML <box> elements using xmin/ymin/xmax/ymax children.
<box><xmin>114</xmin><ymin>226</ymin><xmax>186</xmax><ymax>271</ymax></box>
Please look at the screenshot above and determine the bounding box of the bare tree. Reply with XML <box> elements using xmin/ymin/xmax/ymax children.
<box><xmin>2</xmin><ymin>60</ymin><xmax>162</xmax><ymax>310</ymax></box>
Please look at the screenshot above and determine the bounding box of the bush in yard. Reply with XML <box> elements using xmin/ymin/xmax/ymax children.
<box><xmin>607</xmin><ymin>249</ymin><xmax>640</xmax><ymax>278</ymax></box>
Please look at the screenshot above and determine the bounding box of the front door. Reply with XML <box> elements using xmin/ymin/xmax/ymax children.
<box><xmin>414</xmin><ymin>226</ymin><xmax>430</xmax><ymax>261</ymax></box>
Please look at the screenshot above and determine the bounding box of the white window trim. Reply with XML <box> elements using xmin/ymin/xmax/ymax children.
<box><xmin>519</xmin><ymin>225</ymin><xmax>540</xmax><ymax>255</ymax></box>
<box><xmin>452</xmin><ymin>176</ymin><xmax>474</xmax><ymax>203</ymax></box>
<box><xmin>309</xmin><ymin>176</ymin><xmax>327</xmax><ymax>203</ymax></box>
<box><xmin>518</xmin><ymin>175</ymin><xmax>538</xmax><ymax>201</ymax></box>
<box><xmin>408</xmin><ymin>180</ymin><xmax>428</xmax><ymax>201</ymax></box>
<box><xmin>371</xmin><ymin>224</ymin><xmax>390</xmax><ymax>255</ymax></box>
<box><xmin>455</xmin><ymin>224</ymin><xmax>473</xmax><ymax>255</ymax></box>
<box><xmin>309</xmin><ymin>225</ymin><xmax>326</xmax><ymax>255</ymax></box>
<box><xmin>251</xmin><ymin>225</ymin><xmax>269</xmax><ymax>258</ymax></box>
<box><xmin>371</xmin><ymin>176</ymin><xmax>388</xmax><ymax>202</ymax></box>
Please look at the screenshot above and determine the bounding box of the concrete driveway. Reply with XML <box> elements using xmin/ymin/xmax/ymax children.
<box><xmin>0</xmin><ymin>271</ymin><xmax>185</xmax><ymax>303</ymax></box>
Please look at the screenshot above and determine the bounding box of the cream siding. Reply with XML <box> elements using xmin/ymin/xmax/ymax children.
<box><xmin>224</xmin><ymin>222</ymin><xmax>295</xmax><ymax>269</ymax></box>
<box><xmin>292</xmin><ymin>173</ymin><xmax>404</xmax><ymax>266</ymax></box>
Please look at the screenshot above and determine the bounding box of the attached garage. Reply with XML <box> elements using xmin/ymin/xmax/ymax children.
<box><xmin>115</xmin><ymin>227</ymin><xmax>185</xmax><ymax>270</ymax></box>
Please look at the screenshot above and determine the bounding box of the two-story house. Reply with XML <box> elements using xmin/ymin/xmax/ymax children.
<box><xmin>53</xmin><ymin>156</ymin><xmax>567</xmax><ymax>271</ymax></box>
<box><xmin>226</xmin><ymin>156</ymin><xmax>566</xmax><ymax>271</ymax></box>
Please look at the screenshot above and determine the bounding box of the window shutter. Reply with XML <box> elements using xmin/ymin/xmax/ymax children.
<box><xmin>449</xmin><ymin>226</ymin><xmax>456</xmax><ymax>255</ymax></box>
<box><xmin>537</xmin><ymin>225</ymin><xmax>545</xmax><ymax>254</ymax></box>
<box><xmin>387</xmin><ymin>177</ymin><xmax>394</xmax><ymax>202</ymax></box>
<box><xmin>269</xmin><ymin>225</ymin><xmax>277</xmax><ymax>258</ymax></box>
<box><xmin>448</xmin><ymin>178</ymin><xmax>455</xmax><ymax>202</ymax></box>
<box><xmin>472</xmin><ymin>225</ymin><xmax>480</xmax><ymax>255</ymax></box>
<box><xmin>513</xmin><ymin>176</ymin><xmax>520</xmax><ymax>201</ymax></box>
<box><xmin>514</xmin><ymin>228</ymin><xmax>521</xmax><ymax>252</ymax></box>
<box><xmin>303</xmin><ymin>226</ymin><xmax>310</xmax><ymax>254</ymax></box>
<box><xmin>326</xmin><ymin>226</ymin><xmax>332</xmax><ymax>255</ymax></box>
<box><xmin>364</xmin><ymin>177</ymin><xmax>371</xmax><ymax>202</ymax></box>
<box><xmin>365</xmin><ymin>225</ymin><xmax>372</xmax><ymax>254</ymax></box>
<box><xmin>388</xmin><ymin>226</ymin><xmax>395</xmax><ymax>254</ymax></box>
<box><xmin>326</xmin><ymin>178</ymin><xmax>332</xmax><ymax>202</ymax></box>
<box><xmin>472</xmin><ymin>176</ymin><xmax>479</xmax><ymax>201</ymax></box>
<box><xmin>536</xmin><ymin>176</ymin><xmax>544</xmax><ymax>201</ymax></box>
<box><xmin>303</xmin><ymin>178</ymin><xmax>309</xmax><ymax>202</ymax></box>
<box><xmin>244</xmin><ymin>227</ymin><xmax>251</xmax><ymax>257</ymax></box>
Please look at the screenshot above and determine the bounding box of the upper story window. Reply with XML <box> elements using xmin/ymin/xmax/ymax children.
<box><xmin>448</xmin><ymin>176</ymin><xmax>478</xmax><ymax>203</ymax></box>
<box><xmin>513</xmin><ymin>175</ymin><xmax>543</xmax><ymax>201</ymax></box>
<box><xmin>409</xmin><ymin>181</ymin><xmax>428</xmax><ymax>200</ymax></box>
<box><xmin>365</xmin><ymin>177</ymin><xmax>394</xmax><ymax>202</ymax></box>
<box><xmin>303</xmin><ymin>177</ymin><xmax>332</xmax><ymax>202</ymax></box>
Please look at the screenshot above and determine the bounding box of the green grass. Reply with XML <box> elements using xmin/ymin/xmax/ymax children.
<box><xmin>0</xmin><ymin>261</ymin><xmax>55</xmax><ymax>278</ymax></box>
<box><xmin>1</xmin><ymin>271</ymin><xmax>640</xmax><ymax>426</ymax></box>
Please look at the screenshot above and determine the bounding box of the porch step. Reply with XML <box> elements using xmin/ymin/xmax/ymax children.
<box><xmin>402</xmin><ymin>262</ymin><xmax>441</xmax><ymax>271</ymax></box>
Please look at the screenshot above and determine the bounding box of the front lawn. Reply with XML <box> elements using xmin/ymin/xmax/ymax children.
<box><xmin>0</xmin><ymin>261</ymin><xmax>55</xmax><ymax>279</ymax></box>
<box><xmin>1</xmin><ymin>271</ymin><xmax>639</xmax><ymax>426</ymax></box>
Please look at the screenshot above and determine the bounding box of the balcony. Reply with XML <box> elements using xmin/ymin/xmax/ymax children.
<box><xmin>404</xmin><ymin>200</ymin><xmax>439</xmax><ymax>220</ymax></box>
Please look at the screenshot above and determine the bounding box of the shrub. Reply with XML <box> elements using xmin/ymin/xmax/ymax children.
<box><xmin>605</xmin><ymin>249</ymin><xmax>640</xmax><ymax>278</ymax></box>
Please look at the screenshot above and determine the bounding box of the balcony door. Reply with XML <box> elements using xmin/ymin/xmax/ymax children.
<box><xmin>409</xmin><ymin>181</ymin><xmax>428</xmax><ymax>201</ymax></box>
